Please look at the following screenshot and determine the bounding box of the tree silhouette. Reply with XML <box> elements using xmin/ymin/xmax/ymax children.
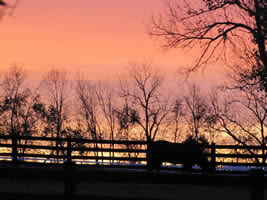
<box><xmin>0</xmin><ymin>1</ymin><xmax>6</xmax><ymax>6</ymax></box>
<box><xmin>118</xmin><ymin>62</ymin><xmax>170</xmax><ymax>144</ymax></box>
<box><xmin>75</xmin><ymin>78</ymin><xmax>104</xmax><ymax>163</ymax></box>
<box><xmin>169</xmin><ymin>97</ymin><xmax>185</xmax><ymax>143</ymax></box>
<box><xmin>149</xmin><ymin>0</ymin><xmax>266</xmax><ymax>91</ymax></box>
<box><xmin>183</xmin><ymin>83</ymin><xmax>209</xmax><ymax>142</ymax></box>
<box><xmin>118</xmin><ymin>62</ymin><xmax>171</xmax><ymax>169</ymax></box>
<box><xmin>40</xmin><ymin>69</ymin><xmax>71</xmax><ymax>161</ymax></box>
<box><xmin>0</xmin><ymin>0</ymin><xmax>19</xmax><ymax>20</ymax></box>
<box><xmin>75</xmin><ymin>79</ymin><xmax>102</xmax><ymax>141</ymax></box>
<box><xmin>208</xmin><ymin>84</ymin><xmax>266</xmax><ymax>164</ymax></box>
<box><xmin>0</xmin><ymin>66</ymin><xmax>42</xmax><ymax>159</ymax></box>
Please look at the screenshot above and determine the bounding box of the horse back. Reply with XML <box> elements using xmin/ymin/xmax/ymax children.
<box><xmin>151</xmin><ymin>140</ymin><xmax>210</xmax><ymax>170</ymax></box>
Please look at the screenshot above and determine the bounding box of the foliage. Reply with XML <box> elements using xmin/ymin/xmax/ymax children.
<box><xmin>114</xmin><ymin>105</ymin><xmax>140</xmax><ymax>131</ymax></box>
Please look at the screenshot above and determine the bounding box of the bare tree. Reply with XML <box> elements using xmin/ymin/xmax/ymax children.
<box><xmin>208</xmin><ymin>85</ymin><xmax>266</xmax><ymax>164</ymax></box>
<box><xmin>96</xmin><ymin>82</ymin><xmax>117</xmax><ymax>141</ymax></box>
<box><xmin>75</xmin><ymin>79</ymin><xmax>102</xmax><ymax>140</ymax></box>
<box><xmin>113</xmin><ymin>97</ymin><xmax>146</xmax><ymax>163</ymax></box>
<box><xmin>149</xmin><ymin>0</ymin><xmax>266</xmax><ymax>91</ymax></box>
<box><xmin>40</xmin><ymin>69</ymin><xmax>71</xmax><ymax>161</ymax></box>
<box><xmin>170</xmin><ymin>97</ymin><xmax>185</xmax><ymax>143</ymax></box>
<box><xmin>95</xmin><ymin>82</ymin><xmax>120</xmax><ymax>161</ymax></box>
<box><xmin>183</xmin><ymin>83</ymin><xmax>209</xmax><ymax>141</ymax></box>
<box><xmin>0</xmin><ymin>66</ymin><xmax>27</xmax><ymax>139</ymax></box>
<box><xmin>119</xmin><ymin>62</ymin><xmax>170</xmax><ymax>143</ymax></box>
<box><xmin>118</xmin><ymin>62</ymin><xmax>171</xmax><ymax>168</ymax></box>
<box><xmin>114</xmin><ymin>100</ymin><xmax>134</xmax><ymax>140</ymax></box>
<box><xmin>0</xmin><ymin>1</ymin><xmax>6</xmax><ymax>6</ymax></box>
<box><xmin>0</xmin><ymin>65</ymin><xmax>42</xmax><ymax>159</ymax></box>
<box><xmin>0</xmin><ymin>0</ymin><xmax>19</xmax><ymax>20</ymax></box>
<box><xmin>75</xmin><ymin>78</ymin><xmax>104</xmax><ymax>163</ymax></box>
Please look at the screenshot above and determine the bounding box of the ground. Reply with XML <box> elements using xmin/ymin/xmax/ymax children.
<box><xmin>0</xmin><ymin>179</ymin><xmax>251</xmax><ymax>200</ymax></box>
<box><xmin>0</xmin><ymin>165</ymin><xmax>265</xmax><ymax>200</ymax></box>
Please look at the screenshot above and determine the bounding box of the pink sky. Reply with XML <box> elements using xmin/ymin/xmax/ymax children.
<box><xmin>0</xmin><ymin>0</ymin><xmax>223</xmax><ymax>81</ymax></box>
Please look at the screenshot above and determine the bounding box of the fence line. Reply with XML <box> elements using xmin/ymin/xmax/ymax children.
<box><xmin>0</xmin><ymin>135</ymin><xmax>266</xmax><ymax>170</ymax></box>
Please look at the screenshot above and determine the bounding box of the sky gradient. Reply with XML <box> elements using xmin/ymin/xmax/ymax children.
<box><xmin>0</xmin><ymin>0</ymin><xmax>223</xmax><ymax>81</ymax></box>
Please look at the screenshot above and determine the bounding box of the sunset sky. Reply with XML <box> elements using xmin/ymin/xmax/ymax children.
<box><xmin>0</xmin><ymin>0</ymin><xmax>223</xmax><ymax>81</ymax></box>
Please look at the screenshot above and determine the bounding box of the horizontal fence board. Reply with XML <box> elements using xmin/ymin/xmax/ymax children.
<box><xmin>0</xmin><ymin>135</ymin><xmax>265</xmax><ymax>150</ymax></box>
<box><xmin>211</xmin><ymin>145</ymin><xmax>266</xmax><ymax>150</ymax></box>
<box><xmin>0</xmin><ymin>135</ymin><xmax>147</xmax><ymax>145</ymax></box>
<box><xmin>0</xmin><ymin>135</ymin><xmax>68</xmax><ymax>142</ymax></box>
<box><xmin>215</xmin><ymin>161</ymin><xmax>267</xmax><ymax>167</ymax></box>
<box><xmin>0</xmin><ymin>135</ymin><xmax>266</xmax><ymax>171</ymax></box>
<box><xmin>0</xmin><ymin>154</ymin><xmax>146</xmax><ymax>162</ymax></box>
<box><xmin>215</xmin><ymin>153</ymin><xmax>266</xmax><ymax>159</ymax></box>
<box><xmin>0</xmin><ymin>144</ymin><xmax>68</xmax><ymax>151</ymax></box>
<box><xmin>0</xmin><ymin>144</ymin><xmax>147</xmax><ymax>154</ymax></box>
<box><xmin>0</xmin><ymin>143</ymin><xmax>12</xmax><ymax>148</ymax></box>
<box><xmin>71</xmin><ymin>155</ymin><xmax>146</xmax><ymax>162</ymax></box>
<box><xmin>71</xmin><ymin>147</ymin><xmax>146</xmax><ymax>153</ymax></box>
<box><xmin>16</xmin><ymin>153</ymin><xmax>67</xmax><ymax>159</ymax></box>
<box><xmin>0</xmin><ymin>153</ymin><xmax>12</xmax><ymax>156</ymax></box>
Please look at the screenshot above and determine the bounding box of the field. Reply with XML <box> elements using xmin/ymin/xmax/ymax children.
<box><xmin>0</xmin><ymin>165</ymin><xmax>265</xmax><ymax>200</ymax></box>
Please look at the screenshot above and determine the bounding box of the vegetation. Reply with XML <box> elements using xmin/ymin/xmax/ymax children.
<box><xmin>149</xmin><ymin>0</ymin><xmax>266</xmax><ymax>92</ymax></box>
<box><xmin>0</xmin><ymin>0</ymin><xmax>265</xmax><ymax>165</ymax></box>
<box><xmin>0</xmin><ymin>64</ymin><xmax>265</xmax><ymax>164</ymax></box>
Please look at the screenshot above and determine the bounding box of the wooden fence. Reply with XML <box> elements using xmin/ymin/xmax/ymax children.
<box><xmin>0</xmin><ymin>135</ymin><xmax>266</xmax><ymax>171</ymax></box>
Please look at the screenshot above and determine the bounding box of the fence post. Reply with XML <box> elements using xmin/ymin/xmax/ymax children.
<box><xmin>210</xmin><ymin>143</ymin><xmax>216</xmax><ymax>172</ymax></box>
<box><xmin>12</xmin><ymin>134</ymin><xmax>18</xmax><ymax>165</ymax></box>
<box><xmin>67</xmin><ymin>137</ymin><xmax>72</xmax><ymax>164</ymax></box>
<box><xmin>249</xmin><ymin>169</ymin><xmax>264</xmax><ymax>200</ymax></box>
<box><xmin>64</xmin><ymin>136</ymin><xmax>75</xmax><ymax>198</ymax></box>
<box><xmin>146</xmin><ymin>141</ymin><xmax>153</xmax><ymax>171</ymax></box>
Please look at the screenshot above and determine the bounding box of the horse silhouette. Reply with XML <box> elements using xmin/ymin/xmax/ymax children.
<box><xmin>150</xmin><ymin>140</ymin><xmax>211</xmax><ymax>172</ymax></box>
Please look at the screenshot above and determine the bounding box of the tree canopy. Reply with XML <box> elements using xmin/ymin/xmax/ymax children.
<box><xmin>149</xmin><ymin>0</ymin><xmax>266</xmax><ymax>91</ymax></box>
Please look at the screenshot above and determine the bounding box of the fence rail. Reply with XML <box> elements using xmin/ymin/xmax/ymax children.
<box><xmin>0</xmin><ymin>135</ymin><xmax>266</xmax><ymax>171</ymax></box>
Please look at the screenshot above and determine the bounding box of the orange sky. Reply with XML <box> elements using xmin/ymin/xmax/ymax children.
<box><xmin>0</xmin><ymin>0</ymin><xmax>223</xmax><ymax>82</ymax></box>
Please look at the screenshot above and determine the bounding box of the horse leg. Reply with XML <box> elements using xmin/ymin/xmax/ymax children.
<box><xmin>150</xmin><ymin>158</ymin><xmax>161</xmax><ymax>172</ymax></box>
<box><xmin>154</xmin><ymin>161</ymin><xmax>162</xmax><ymax>172</ymax></box>
<box><xmin>183</xmin><ymin>162</ymin><xmax>193</xmax><ymax>172</ymax></box>
<box><xmin>198</xmin><ymin>156</ymin><xmax>212</xmax><ymax>172</ymax></box>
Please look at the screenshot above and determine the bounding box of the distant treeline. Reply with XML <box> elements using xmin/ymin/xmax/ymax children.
<box><xmin>0</xmin><ymin>64</ymin><xmax>266</xmax><ymax>164</ymax></box>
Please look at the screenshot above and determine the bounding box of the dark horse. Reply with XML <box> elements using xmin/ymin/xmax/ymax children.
<box><xmin>150</xmin><ymin>140</ymin><xmax>212</xmax><ymax>172</ymax></box>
